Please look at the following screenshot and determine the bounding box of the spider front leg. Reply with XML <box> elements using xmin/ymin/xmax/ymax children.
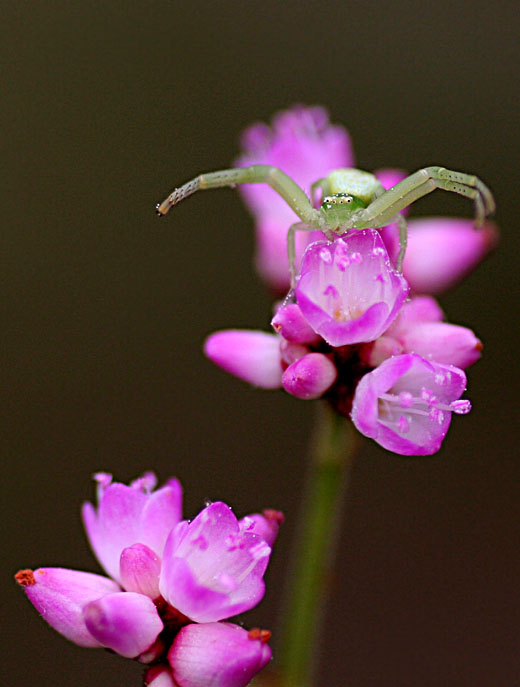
<box><xmin>156</xmin><ymin>164</ymin><xmax>322</xmax><ymax>228</ymax></box>
<box><xmin>396</xmin><ymin>213</ymin><xmax>408</xmax><ymax>271</ymax></box>
<box><xmin>352</xmin><ymin>166</ymin><xmax>495</xmax><ymax>231</ymax></box>
<box><xmin>287</xmin><ymin>222</ymin><xmax>326</xmax><ymax>290</ymax></box>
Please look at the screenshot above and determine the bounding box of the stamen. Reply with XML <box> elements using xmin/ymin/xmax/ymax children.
<box><xmin>15</xmin><ymin>569</ymin><xmax>36</xmax><ymax>586</ymax></box>
<box><xmin>451</xmin><ymin>399</ymin><xmax>472</xmax><ymax>414</ymax></box>
<box><xmin>248</xmin><ymin>628</ymin><xmax>272</xmax><ymax>643</ymax></box>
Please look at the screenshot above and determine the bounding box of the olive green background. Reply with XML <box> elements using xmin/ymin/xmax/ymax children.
<box><xmin>3</xmin><ymin>1</ymin><xmax>519</xmax><ymax>685</ymax></box>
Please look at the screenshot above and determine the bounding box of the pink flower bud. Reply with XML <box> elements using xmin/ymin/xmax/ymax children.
<box><xmin>168</xmin><ymin>622</ymin><xmax>272</xmax><ymax>687</ymax></box>
<box><xmin>239</xmin><ymin>509</ymin><xmax>285</xmax><ymax>547</ymax></box>
<box><xmin>271</xmin><ymin>303</ymin><xmax>321</xmax><ymax>344</ymax></box>
<box><xmin>282</xmin><ymin>352</ymin><xmax>337</xmax><ymax>400</ymax></box>
<box><xmin>120</xmin><ymin>543</ymin><xmax>161</xmax><ymax>599</ymax></box>
<box><xmin>403</xmin><ymin>218</ymin><xmax>498</xmax><ymax>294</ymax></box>
<box><xmin>204</xmin><ymin>330</ymin><xmax>282</xmax><ymax>389</ymax></box>
<box><xmin>396</xmin><ymin>321</ymin><xmax>482</xmax><ymax>369</ymax></box>
<box><xmin>15</xmin><ymin>567</ymin><xmax>120</xmax><ymax>647</ymax></box>
<box><xmin>83</xmin><ymin>591</ymin><xmax>163</xmax><ymax>658</ymax></box>
<box><xmin>279</xmin><ymin>339</ymin><xmax>310</xmax><ymax>365</ymax></box>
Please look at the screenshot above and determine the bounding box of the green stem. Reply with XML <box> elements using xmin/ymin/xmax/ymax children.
<box><xmin>278</xmin><ymin>404</ymin><xmax>359</xmax><ymax>687</ymax></box>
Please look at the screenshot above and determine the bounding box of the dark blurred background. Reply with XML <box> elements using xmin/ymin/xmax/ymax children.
<box><xmin>3</xmin><ymin>1</ymin><xmax>519</xmax><ymax>685</ymax></box>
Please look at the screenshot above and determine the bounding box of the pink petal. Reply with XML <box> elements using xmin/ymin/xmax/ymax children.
<box><xmin>160</xmin><ymin>503</ymin><xmax>270</xmax><ymax>622</ymax></box>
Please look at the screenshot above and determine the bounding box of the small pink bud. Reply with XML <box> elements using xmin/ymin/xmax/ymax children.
<box><xmin>169</xmin><ymin>622</ymin><xmax>272</xmax><ymax>687</ymax></box>
<box><xmin>83</xmin><ymin>591</ymin><xmax>163</xmax><ymax>658</ymax></box>
<box><xmin>280</xmin><ymin>339</ymin><xmax>310</xmax><ymax>365</ymax></box>
<box><xmin>15</xmin><ymin>567</ymin><xmax>120</xmax><ymax>647</ymax></box>
<box><xmin>204</xmin><ymin>330</ymin><xmax>282</xmax><ymax>389</ymax></box>
<box><xmin>282</xmin><ymin>352</ymin><xmax>337</xmax><ymax>400</ymax></box>
<box><xmin>239</xmin><ymin>509</ymin><xmax>284</xmax><ymax>547</ymax></box>
<box><xmin>120</xmin><ymin>543</ymin><xmax>161</xmax><ymax>599</ymax></box>
<box><xmin>397</xmin><ymin>321</ymin><xmax>483</xmax><ymax>369</ymax></box>
<box><xmin>271</xmin><ymin>303</ymin><xmax>321</xmax><ymax>344</ymax></box>
<box><xmin>403</xmin><ymin>218</ymin><xmax>498</xmax><ymax>294</ymax></box>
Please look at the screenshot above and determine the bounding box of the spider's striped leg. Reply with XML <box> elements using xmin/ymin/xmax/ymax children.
<box><xmin>351</xmin><ymin>166</ymin><xmax>495</xmax><ymax>231</ymax></box>
<box><xmin>396</xmin><ymin>213</ymin><xmax>408</xmax><ymax>271</ymax></box>
<box><xmin>156</xmin><ymin>164</ymin><xmax>321</xmax><ymax>227</ymax></box>
<box><xmin>287</xmin><ymin>222</ymin><xmax>318</xmax><ymax>289</ymax></box>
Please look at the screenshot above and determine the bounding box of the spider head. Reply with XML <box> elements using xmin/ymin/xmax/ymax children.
<box><xmin>320</xmin><ymin>193</ymin><xmax>367</xmax><ymax>229</ymax></box>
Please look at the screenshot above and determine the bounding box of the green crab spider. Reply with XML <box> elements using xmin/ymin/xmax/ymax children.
<box><xmin>156</xmin><ymin>165</ymin><xmax>495</xmax><ymax>288</ymax></box>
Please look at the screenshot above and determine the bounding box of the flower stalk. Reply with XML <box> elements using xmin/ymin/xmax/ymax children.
<box><xmin>278</xmin><ymin>404</ymin><xmax>359</xmax><ymax>687</ymax></box>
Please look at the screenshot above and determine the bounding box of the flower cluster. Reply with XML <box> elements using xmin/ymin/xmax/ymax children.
<box><xmin>205</xmin><ymin>106</ymin><xmax>495</xmax><ymax>456</ymax></box>
<box><xmin>15</xmin><ymin>473</ymin><xmax>282</xmax><ymax>687</ymax></box>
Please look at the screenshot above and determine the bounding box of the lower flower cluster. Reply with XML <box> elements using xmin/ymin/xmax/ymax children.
<box><xmin>16</xmin><ymin>473</ymin><xmax>281</xmax><ymax>687</ymax></box>
<box><xmin>205</xmin><ymin>229</ymin><xmax>480</xmax><ymax>456</ymax></box>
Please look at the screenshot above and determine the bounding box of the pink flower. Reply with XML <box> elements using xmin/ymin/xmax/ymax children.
<box><xmin>16</xmin><ymin>473</ymin><xmax>278</xmax><ymax>683</ymax></box>
<box><xmin>351</xmin><ymin>353</ymin><xmax>471</xmax><ymax>455</ymax></box>
<box><xmin>82</xmin><ymin>471</ymin><xmax>182</xmax><ymax>584</ymax></box>
<box><xmin>236</xmin><ymin>105</ymin><xmax>354</xmax><ymax>291</ymax></box>
<box><xmin>159</xmin><ymin>502</ymin><xmax>271</xmax><ymax>623</ymax></box>
<box><xmin>295</xmin><ymin>231</ymin><xmax>409</xmax><ymax>346</ymax></box>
